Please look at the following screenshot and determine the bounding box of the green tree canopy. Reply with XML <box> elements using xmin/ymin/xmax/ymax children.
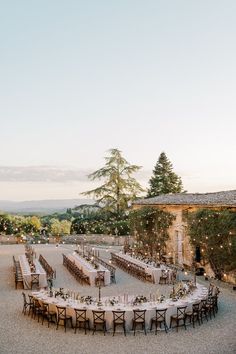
<box><xmin>49</xmin><ymin>218</ymin><xmax>71</xmax><ymax>236</ymax></box>
<box><xmin>0</xmin><ymin>214</ymin><xmax>16</xmax><ymax>234</ymax></box>
<box><xmin>82</xmin><ymin>148</ymin><xmax>144</xmax><ymax>217</ymax></box>
<box><xmin>22</xmin><ymin>216</ymin><xmax>41</xmax><ymax>234</ymax></box>
<box><xmin>71</xmin><ymin>208</ymin><xmax>130</xmax><ymax>236</ymax></box>
<box><xmin>147</xmin><ymin>152</ymin><xmax>184</xmax><ymax>197</ymax></box>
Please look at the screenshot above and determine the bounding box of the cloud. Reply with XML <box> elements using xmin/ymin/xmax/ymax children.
<box><xmin>0</xmin><ymin>166</ymin><xmax>93</xmax><ymax>182</ymax></box>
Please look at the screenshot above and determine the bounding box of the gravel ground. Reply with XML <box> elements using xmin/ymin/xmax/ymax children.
<box><xmin>0</xmin><ymin>244</ymin><xmax>236</xmax><ymax>354</ymax></box>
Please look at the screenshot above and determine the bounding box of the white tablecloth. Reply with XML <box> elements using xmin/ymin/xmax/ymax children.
<box><xmin>19</xmin><ymin>255</ymin><xmax>47</xmax><ymax>289</ymax></box>
<box><xmin>67</xmin><ymin>253</ymin><xmax>111</xmax><ymax>286</ymax></box>
<box><xmin>33</xmin><ymin>284</ymin><xmax>208</xmax><ymax>331</ymax></box>
<box><xmin>117</xmin><ymin>253</ymin><xmax>172</xmax><ymax>284</ymax></box>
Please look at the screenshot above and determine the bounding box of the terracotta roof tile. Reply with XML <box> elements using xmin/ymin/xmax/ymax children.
<box><xmin>133</xmin><ymin>190</ymin><xmax>236</xmax><ymax>207</ymax></box>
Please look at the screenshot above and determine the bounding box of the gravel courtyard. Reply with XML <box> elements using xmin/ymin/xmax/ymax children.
<box><xmin>0</xmin><ymin>244</ymin><xmax>235</xmax><ymax>354</ymax></box>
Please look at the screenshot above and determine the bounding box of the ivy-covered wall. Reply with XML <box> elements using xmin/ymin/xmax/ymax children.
<box><xmin>129</xmin><ymin>206</ymin><xmax>175</xmax><ymax>259</ymax></box>
<box><xmin>132</xmin><ymin>203</ymin><xmax>236</xmax><ymax>283</ymax></box>
<box><xmin>186</xmin><ymin>208</ymin><xmax>236</xmax><ymax>280</ymax></box>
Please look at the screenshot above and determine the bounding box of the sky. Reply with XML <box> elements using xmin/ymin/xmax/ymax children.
<box><xmin>0</xmin><ymin>0</ymin><xmax>236</xmax><ymax>201</ymax></box>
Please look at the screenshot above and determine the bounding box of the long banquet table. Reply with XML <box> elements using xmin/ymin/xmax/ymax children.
<box><xmin>116</xmin><ymin>253</ymin><xmax>172</xmax><ymax>284</ymax></box>
<box><xmin>18</xmin><ymin>255</ymin><xmax>47</xmax><ymax>289</ymax></box>
<box><xmin>67</xmin><ymin>253</ymin><xmax>111</xmax><ymax>286</ymax></box>
<box><xmin>32</xmin><ymin>284</ymin><xmax>208</xmax><ymax>331</ymax></box>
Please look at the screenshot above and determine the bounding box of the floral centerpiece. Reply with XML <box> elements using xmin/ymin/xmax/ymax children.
<box><xmin>30</xmin><ymin>265</ymin><xmax>36</xmax><ymax>272</ymax></box>
<box><xmin>85</xmin><ymin>256</ymin><xmax>99</xmax><ymax>269</ymax></box>
<box><xmin>54</xmin><ymin>288</ymin><xmax>69</xmax><ymax>300</ymax></box>
<box><xmin>158</xmin><ymin>294</ymin><xmax>165</xmax><ymax>303</ymax></box>
<box><xmin>80</xmin><ymin>295</ymin><xmax>93</xmax><ymax>305</ymax></box>
<box><xmin>187</xmin><ymin>280</ymin><xmax>197</xmax><ymax>292</ymax></box>
<box><xmin>132</xmin><ymin>295</ymin><xmax>148</xmax><ymax>305</ymax></box>
<box><xmin>47</xmin><ymin>278</ymin><xmax>53</xmax><ymax>297</ymax></box>
<box><xmin>90</xmin><ymin>258</ymin><xmax>99</xmax><ymax>269</ymax></box>
<box><xmin>175</xmin><ymin>283</ymin><xmax>186</xmax><ymax>298</ymax></box>
<box><xmin>109</xmin><ymin>297</ymin><xmax>118</xmax><ymax>306</ymax></box>
<box><xmin>172</xmin><ymin>281</ymin><xmax>194</xmax><ymax>299</ymax></box>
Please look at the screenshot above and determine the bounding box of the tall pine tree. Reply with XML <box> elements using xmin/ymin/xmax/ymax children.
<box><xmin>147</xmin><ymin>152</ymin><xmax>184</xmax><ymax>197</ymax></box>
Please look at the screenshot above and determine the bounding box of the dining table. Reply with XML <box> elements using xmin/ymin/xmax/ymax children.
<box><xmin>67</xmin><ymin>253</ymin><xmax>111</xmax><ymax>286</ymax></box>
<box><xmin>18</xmin><ymin>254</ymin><xmax>47</xmax><ymax>289</ymax></box>
<box><xmin>116</xmin><ymin>253</ymin><xmax>173</xmax><ymax>284</ymax></box>
<box><xmin>32</xmin><ymin>283</ymin><xmax>208</xmax><ymax>331</ymax></box>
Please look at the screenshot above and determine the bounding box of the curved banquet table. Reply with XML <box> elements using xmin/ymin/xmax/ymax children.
<box><xmin>32</xmin><ymin>284</ymin><xmax>208</xmax><ymax>331</ymax></box>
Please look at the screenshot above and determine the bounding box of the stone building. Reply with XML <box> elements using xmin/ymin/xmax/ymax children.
<box><xmin>132</xmin><ymin>190</ymin><xmax>236</xmax><ymax>269</ymax></box>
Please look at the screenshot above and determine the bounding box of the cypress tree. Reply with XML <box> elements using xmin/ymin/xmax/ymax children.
<box><xmin>147</xmin><ymin>152</ymin><xmax>184</xmax><ymax>197</ymax></box>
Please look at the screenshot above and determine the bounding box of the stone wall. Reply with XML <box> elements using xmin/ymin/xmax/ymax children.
<box><xmin>60</xmin><ymin>234</ymin><xmax>134</xmax><ymax>246</ymax></box>
<box><xmin>0</xmin><ymin>234</ymin><xmax>20</xmax><ymax>244</ymax></box>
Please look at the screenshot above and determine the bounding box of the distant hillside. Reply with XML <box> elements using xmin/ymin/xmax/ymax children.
<box><xmin>0</xmin><ymin>199</ymin><xmax>94</xmax><ymax>215</ymax></box>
